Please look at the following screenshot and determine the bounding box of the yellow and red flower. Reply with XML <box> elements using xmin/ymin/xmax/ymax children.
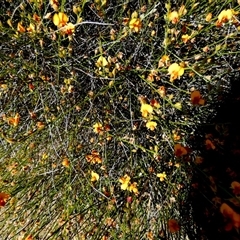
<box><xmin>129</xmin><ymin>18</ymin><xmax>142</xmax><ymax>33</ymax></box>
<box><xmin>119</xmin><ymin>174</ymin><xmax>131</xmax><ymax>190</ymax></box>
<box><xmin>168</xmin><ymin>63</ymin><xmax>184</xmax><ymax>82</ymax></box>
<box><xmin>53</xmin><ymin>12</ymin><xmax>75</xmax><ymax>35</ymax></box>
<box><xmin>93</xmin><ymin>122</ymin><xmax>104</xmax><ymax>134</ymax></box>
<box><xmin>53</xmin><ymin>12</ymin><xmax>68</xmax><ymax>28</ymax></box>
<box><xmin>140</xmin><ymin>104</ymin><xmax>153</xmax><ymax>118</ymax></box>
<box><xmin>128</xmin><ymin>182</ymin><xmax>139</xmax><ymax>195</ymax></box>
<box><xmin>168</xmin><ymin>11</ymin><xmax>179</xmax><ymax>24</ymax></box>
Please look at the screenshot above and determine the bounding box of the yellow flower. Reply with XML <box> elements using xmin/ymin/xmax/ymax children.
<box><xmin>91</xmin><ymin>171</ymin><xmax>100</xmax><ymax>182</ymax></box>
<box><xmin>128</xmin><ymin>182</ymin><xmax>139</xmax><ymax>195</ymax></box>
<box><xmin>119</xmin><ymin>174</ymin><xmax>131</xmax><ymax>190</ymax></box>
<box><xmin>129</xmin><ymin>18</ymin><xmax>142</xmax><ymax>33</ymax></box>
<box><xmin>205</xmin><ymin>13</ymin><xmax>212</xmax><ymax>22</ymax></box>
<box><xmin>146</xmin><ymin>121</ymin><xmax>157</xmax><ymax>131</ymax></box>
<box><xmin>178</xmin><ymin>5</ymin><xmax>187</xmax><ymax>16</ymax></box>
<box><xmin>62</xmin><ymin>158</ymin><xmax>70</xmax><ymax>167</ymax></box>
<box><xmin>27</xmin><ymin>23</ymin><xmax>35</xmax><ymax>33</ymax></box>
<box><xmin>168</xmin><ymin>11</ymin><xmax>179</xmax><ymax>24</ymax></box>
<box><xmin>53</xmin><ymin>12</ymin><xmax>69</xmax><ymax>28</ymax></box>
<box><xmin>168</xmin><ymin>63</ymin><xmax>184</xmax><ymax>82</ymax></box>
<box><xmin>174</xmin><ymin>102</ymin><xmax>182</xmax><ymax>110</ymax></box>
<box><xmin>96</xmin><ymin>56</ymin><xmax>108</xmax><ymax>68</ymax></box>
<box><xmin>173</xmin><ymin>131</ymin><xmax>181</xmax><ymax>141</ymax></box>
<box><xmin>157</xmin><ymin>172</ymin><xmax>167</xmax><ymax>181</ymax></box>
<box><xmin>140</xmin><ymin>104</ymin><xmax>153</xmax><ymax>118</ymax></box>
<box><xmin>95</xmin><ymin>0</ymin><xmax>107</xmax><ymax>8</ymax></box>
<box><xmin>93</xmin><ymin>122</ymin><xmax>103</xmax><ymax>134</ymax></box>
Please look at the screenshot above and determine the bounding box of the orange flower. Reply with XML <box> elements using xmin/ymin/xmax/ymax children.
<box><xmin>33</xmin><ymin>13</ymin><xmax>41</xmax><ymax>23</ymax></box>
<box><xmin>174</xmin><ymin>144</ymin><xmax>187</xmax><ymax>157</ymax></box>
<box><xmin>36</xmin><ymin>121</ymin><xmax>45</xmax><ymax>129</ymax></box>
<box><xmin>205</xmin><ymin>139</ymin><xmax>215</xmax><ymax>150</ymax></box>
<box><xmin>191</xmin><ymin>90</ymin><xmax>205</xmax><ymax>105</ymax></box>
<box><xmin>17</xmin><ymin>22</ymin><xmax>26</xmax><ymax>33</ymax></box>
<box><xmin>231</xmin><ymin>181</ymin><xmax>240</xmax><ymax>195</ymax></box>
<box><xmin>86</xmin><ymin>150</ymin><xmax>102</xmax><ymax>164</ymax></box>
<box><xmin>8</xmin><ymin>113</ymin><xmax>20</xmax><ymax>127</ymax></box>
<box><xmin>220</xmin><ymin>203</ymin><xmax>240</xmax><ymax>231</ymax></box>
<box><xmin>0</xmin><ymin>192</ymin><xmax>10</xmax><ymax>207</ymax></box>
<box><xmin>53</xmin><ymin>12</ymin><xmax>69</xmax><ymax>28</ymax></box>
<box><xmin>168</xmin><ymin>219</ymin><xmax>180</xmax><ymax>233</ymax></box>
<box><xmin>62</xmin><ymin>158</ymin><xmax>70</xmax><ymax>167</ymax></box>
<box><xmin>25</xmin><ymin>235</ymin><xmax>33</xmax><ymax>240</ymax></box>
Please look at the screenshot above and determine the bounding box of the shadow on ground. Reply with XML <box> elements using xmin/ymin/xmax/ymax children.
<box><xmin>182</xmin><ymin>79</ymin><xmax>240</xmax><ymax>240</ymax></box>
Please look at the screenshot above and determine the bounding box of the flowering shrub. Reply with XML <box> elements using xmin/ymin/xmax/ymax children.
<box><xmin>0</xmin><ymin>0</ymin><xmax>239</xmax><ymax>239</ymax></box>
